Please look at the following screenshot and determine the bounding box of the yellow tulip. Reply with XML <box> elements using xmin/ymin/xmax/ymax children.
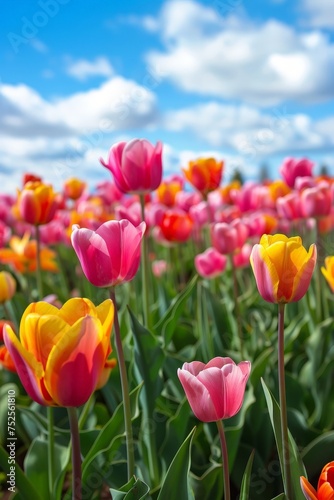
<box><xmin>250</xmin><ymin>234</ymin><xmax>317</xmax><ymax>303</ymax></box>
<box><xmin>3</xmin><ymin>298</ymin><xmax>114</xmax><ymax>407</ymax></box>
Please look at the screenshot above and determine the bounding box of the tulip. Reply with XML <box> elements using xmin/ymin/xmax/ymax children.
<box><xmin>100</xmin><ymin>139</ymin><xmax>163</xmax><ymax>193</ymax></box>
<box><xmin>211</xmin><ymin>219</ymin><xmax>248</xmax><ymax>255</ymax></box>
<box><xmin>182</xmin><ymin>157</ymin><xmax>223</xmax><ymax>195</ymax></box>
<box><xmin>159</xmin><ymin>209</ymin><xmax>193</xmax><ymax>243</ymax></box>
<box><xmin>63</xmin><ymin>177</ymin><xmax>87</xmax><ymax>201</ymax></box>
<box><xmin>195</xmin><ymin>247</ymin><xmax>227</xmax><ymax>279</ymax></box>
<box><xmin>300</xmin><ymin>461</ymin><xmax>334</xmax><ymax>500</ymax></box>
<box><xmin>156</xmin><ymin>175</ymin><xmax>184</xmax><ymax>207</ymax></box>
<box><xmin>321</xmin><ymin>256</ymin><xmax>334</xmax><ymax>292</ymax></box>
<box><xmin>177</xmin><ymin>356</ymin><xmax>251</xmax><ymax>423</ymax></box>
<box><xmin>233</xmin><ymin>243</ymin><xmax>252</xmax><ymax>269</ymax></box>
<box><xmin>152</xmin><ymin>259</ymin><xmax>168</xmax><ymax>278</ymax></box>
<box><xmin>0</xmin><ymin>271</ymin><xmax>16</xmax><ymax>303</ymax></box>
<box><xmin>4</xmin><ymin>298</ymin><xmax>114</xmax><ymax>407</ymax></box>
<box><xmin>71</xmin><ymin>219</ymin><xmax>146</xmax><ymax>287</ymax></box>
<box><xmin>0</xmin><ymin>320</ymin><xmax>16</xmax><ymax>373</ymax></box>
<box><xmin>17</xmin><ymin>181</ymin><xmax>58</xmax><ymax>226</ymax></box>
<box><xmin>250</xmin><ymin>234</ymin><xmax>317</xmax><ymax>303</ymax></box>
<box><xmin>300</xmin><ymin>185</ymin><xmax>333</xmax><ymax>218</ymax></box>
<box><xmin>279</xmin><ymin>157</ymin><xmax>314</xmax><ymax>188</ymax></box>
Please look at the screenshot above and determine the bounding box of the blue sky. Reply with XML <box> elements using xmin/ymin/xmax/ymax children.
<box><xmin>1</xmin><ymin>0</ymin><xmax>334</xmax><ymax>194</ymax></box>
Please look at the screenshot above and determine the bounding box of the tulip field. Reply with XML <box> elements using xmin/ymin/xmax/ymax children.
<box><xmin>0</xmin><ymin>144</ymin><xmax>334</xmax><ymax>500</ymax></box>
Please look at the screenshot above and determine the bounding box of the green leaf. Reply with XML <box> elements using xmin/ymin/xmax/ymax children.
<box><xmin>239</xmin><ymin>450</ymin><xmax>255</xmax><ymax>500</ymax></box>
<box><xmin>110</xmin><ymin>476</ymin><xmax>150</xmax><ymax>499</ymax></box>
<box><xmin>157</xmin><ymin>427</ymin><xmax>196</xmax><ymax>500</ymax></box>
<box><xmin>272</xmin><ymin>494</ymin><xmax>287</xmax><ymax>500</ymax></box>
<box><xmin>261</xmin><ymin>379</ymin><xmax>306</xmax><ymax>500</ymax></box>
<box><xmin>24</xmin><ymin>437</ymin><xmax>69</xmax><ymax>500</ymax></box>
<box><xmin>301</xmin><ymin>431</ymin><xmax>334</xmax><ymax>479</ymax></box>
<box><xmin>128</xmin><ymin>307</ymin><xmax>164</xmax><ymax>414</ymax></box>
<box><xmin>153</xmin><ymin>275</ymin><xmax>198</xmax><ymax>347</ymax></box>
<box><xmin>189</xmin><ymin>464</ymin><xmax>223</xmax><ymax>500</ymax></box>
<box><xmin>0</xmin><ymin>444</ymin><xmax>43</xmax><ymax>500</ymax></box>
<box><xmin>81</xmin><ymin>383</ymin><xmax>142</xmax><ymax>484</ymax></box>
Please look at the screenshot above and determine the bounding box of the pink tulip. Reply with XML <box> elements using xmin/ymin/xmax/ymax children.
<box><xmin>233</xmin><ymin>243</ymin><xmax>252</xmax><ymax>269</ymax></box>
<box><xmin>152</xmin><ymin>259</ymin><xmax>168</xmax><ymax>278</ymax></box>
<box><xmin>178</xmin><ymin>357</ymin><xmax>251</xmax><ymax>422</ymax></box>
<box><xmin>211</xmin><ymin>219</ymin><xmax>248</xmax><ymax>254</ymax></box>
<box><xmin>279</xmin><ymin>157</ymin><xmax>314</xmax><ymax>188</ymax></box>
<box><xmin>276</xmin><ymin>192</ymin><xmax>303</xmax><ymax>221</ymax></box>
<box><xmin>71</xmin><ymin>219</ymin><xmax>146</xmax><ymax>287</ymax></box>
<box><xmin>300</xmin><ymin>185</ymin><xmax>333</xmax><ymax>218</ymax></box>
<box><xmin>100</xmin><ymin>139</ymin><xmax>163</xmax><ymax>193</ymax></box>
<box><xmin>175</xmin><ymin>191</ymin><xmax>202</xmax><ymax>212</ymax></box>
<box><xmin>195</xmin><ymin>247</ymin><xmax>227</xmax><ymax>279</ymax></box>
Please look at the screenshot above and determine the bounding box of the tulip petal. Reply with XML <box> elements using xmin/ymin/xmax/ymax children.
<box><xmin>71</xmin><ymin>226</ymin><xmax>115</xmax><ymax>287</ymax></box>
<box><xmin>21</xmin><ymin>314</ymin><xmax>69</xmax><ymax>367</ymax></box>
<box><xmin>45</xmin><ymin>316</ymin><xmax>107</xmax><ymax>407</ymax></box>
<box><xmin>177</xmin><ymin>368</ymin><xmax>219</xmax><ymax>422</ymax></box>
<box><xmin>250</xmin><ymin>244</ymin><xmax>279</xmax><ymax>302</ymax></box>
<box><xmin>3</xmin><ymin>325</ymin><xmax>52</xmax><ymax>405</ymax></box>
<box><xmin>182</xmin><ymin>361</ymin><xmax>207</xmax><ymax>376</ymax></box>
<box><xmin>59</xmin><ymin>298</ymin><xmax>96</xmax><ymax>325</ymax></box>
<box><xmin>291</xmin><ymin>244</ymin><xmax>317</xmax><ymax>302</ymax></box>
<box><xmin>300</xmin><ymin>476</ymin><xmax>318</xmax><ymax>500</ymax></box>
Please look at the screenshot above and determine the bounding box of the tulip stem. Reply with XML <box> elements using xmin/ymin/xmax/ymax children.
<box><xmin>229</xmin><ymin>254</ymin><xmax>244</xmax><ymax>358</ymax></box>
<box><xmin>110</xmin><ymin>288</ymin><xmax>135</xmax><ymax>480</ymax></box>
<box><xmin>216</xmin><ymin>419</ymin><xmax>231</xmax><ymax>500</ymax></box>
<box><xmin>35</xmin><ymin>225</ymin><xmax>43</xmax><ymax>299</ymax></box>
<box><xmin>277</xmin><ymin>303</ymin><xmax>293</xmax><ymax>499</ymax></box>
<box><xmin>67</xmin><ymin>407</ymin><xmax>82</xmax><ymax>500</ymax></box>
<box><xmin>139</xmin><ymin>193</ymin><xmax>151</xmax><ymax>329</ymax></box>
<box><xmin>47</xmin><ymin>407</ymin><xmax>55</xmax><ymax>499</ymax></box>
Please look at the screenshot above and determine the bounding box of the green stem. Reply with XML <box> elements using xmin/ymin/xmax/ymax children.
<box><xmin>216</xmin><ymin>419</ymin><xmax>230</xmax><ymax>500</ymax></box>
<box><xmin>67</xmin><ymin>407</ymin><xmax>82</xmax><ymax>500</ymax></box>
<box><xmin>229</xmin><ymin>254</ymin><xmax>244</xmax><ymax>358</ymax></box>
<box><xmin>78</xmin><ymin>394</ymin><xmax>94</xmax><ymax>431</ymax></box>
<box><xmin>139</xmin><ymin>193</ymin><xmax>150</xmax><ymax>329</ymax></box>
<box><xmin>277</xmin><ymin>303</ymin><xmax>293</xmax><ymax>499</ymax></box>
<box><xmin>47</xmin><ymin>407</ymin><xmax>55</xmax><ymax>500</ymax></box>
<box><xmin>110</xmin><ymin>288</ymin><xmax>135</xmax><ymax>480</ymax></box>
<box><xmin>35</xmin><ymin>225</ymin><xmax>43</xmax><ymax>299</ymax></box>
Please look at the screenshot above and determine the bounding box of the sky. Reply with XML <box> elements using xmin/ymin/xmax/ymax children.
<box><xmin>1</xmin><ymin>0</ymin><xmax>334</xmax><ymax>195</ymax></box>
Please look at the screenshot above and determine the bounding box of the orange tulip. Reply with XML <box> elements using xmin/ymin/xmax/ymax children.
<box><xmin>0</xmin><ymin>271</ymin><xmax>16</xmax><ymax>303</ymax></box>
<box><xmin>63</xmin><ymin>177</ymin><xmax>87</xmax><ymax>200</ymax></box>
<box><xmin>250</xmin><ymin>234</ymin><xmax>317</xmax><ymax>303</ymax></box>
<box><xmin>300</xmin><ymin>461</ymin><xmax>334</xmax><ymax>499</ymax></box>
<box><xmin>4</xmin><ymin>298</ymin><xmax>114</xmax><ymax>406</ymax></box>
<box><xmin>0</xmin><ymin>320</ymin><xmax>16</xmax><ymax>373</ymax></box>
<box><xmin>156</xmin><ymin>175</ymin><xmax>184</xmax><ymax>207</ymax></box>
<box><xmin>183</xmin><ymin>158</ymin><xmax>223</xmax><ymax>195</ymax></box>
<box><xmin>321</xmin><ymin>256</ymin><xmax>334</xmax><ymax>292</ymax></box>
<box><xmin>17</xmin><ymin>181</ymin><xmax>58</xmax><ymax>225</ymax></box>
<box><xmin>0</xmin><ymin>233</ymin><xmax>58</xmax><ymax>273</ymax></box>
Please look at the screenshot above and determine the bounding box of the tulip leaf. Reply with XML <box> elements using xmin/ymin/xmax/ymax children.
<box><xmin>81</xmin><ymin>382</ymin><xmax>142</xmax><ymax>485</ymax></box>
<box><xmin>0</xmin><ymin>444</ymin><xmax>43</xmax><ymax>500</ymax></box>
<box><xmin>157</xmin><ymin>426</ymin><xmax>196</xmax><ymax>500</ymax></box>
<box><xmin>153</xmin><ymin>274</ymin><xmax>198</xmax><ymax>347</ymax></box>
<box><xmin>189</xmin><ymin>464</ymin><xmax>224</xmax><ymax>500</ymax></box>
<box><xmin>239</xmin><ymin>449</ymin><xmax>255</xmax><ymax>500</ymax></box>
<box><xmin>261</xmin><ymin>379</ymin><xmax>306</xmax><ymax>500</ymax></box>
<box><xmin>24</xmin><ymin>436</ymin><xmax>69</xmax><ymax>500</ymax></box>
<box><xmin>109</xmin><ymin>476</ymin><xmax>150</xmax><ymax>499</ymax></box>
<box><xmin>301</xmin><ymin>431</ymin><xmax>334</xmax><ymax>479</ymax></box>
<box><xmin>272</xmin><ymin>495</ymin><xmax>287</xmax><ymax>499</ymax></box>
<box><xmin>128</xmin><ymin>307</ymin><xmax>164</xmax><ymax>414</ymax></box>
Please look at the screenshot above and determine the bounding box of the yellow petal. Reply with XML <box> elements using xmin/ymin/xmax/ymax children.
<box><xmin>58</xmin><ymin>298</ymin><xmax>97</xmax><ymax>325</ymax></box>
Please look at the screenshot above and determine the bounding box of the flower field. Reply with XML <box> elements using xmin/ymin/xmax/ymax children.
<box><xmin>0</xmin><ymin>143</ymin><xmax>334</xmax><ymax>499</ymax></box>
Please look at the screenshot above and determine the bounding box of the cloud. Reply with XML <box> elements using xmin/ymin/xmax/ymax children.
<box><xmin>146</xmin><ymin>0</ymin><xmax>334</xmax><ymax>105</ymax></box>
<box><xmin>163</xmin><ymin>101</ymin><xmax>334</xmax><ymax>157</ymax></box>
<box><xmin>0</xmin><ymin>77</ymin><xmax>158</xmax><ymax>138</ymax></box>
<box><xmin>300</xmin><ymin>0</ymin><xmax>334</xmax><ymax>29</ymax></box>
<box><xmin>66</xmin><ymin>56</ymin><xmax>114</xmax><ymax>81</ymax></box>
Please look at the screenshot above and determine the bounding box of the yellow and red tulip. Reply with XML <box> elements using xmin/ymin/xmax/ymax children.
<box><xmin>250</xmin><ymin>234</ymin><xmax>317</xmax><ymax>303</ymax></box>
<box><xmin>0</xmin><ymin>271</ymin><xmax>16</xmax><ymax>303</ymax></box>
<box><xmin>17</xmin><ymin>181</ymin><xmax>58</xmax><ymax>225</ymax></box>
<box><xmin>183</xmin><ymin>157</ymin><xmax>223</xmax><ymax>195</ymax></box>
<box><xmin>3</xmin><ymin>298</ymin><xmax>114</xmax><ymax>407</ymax></box>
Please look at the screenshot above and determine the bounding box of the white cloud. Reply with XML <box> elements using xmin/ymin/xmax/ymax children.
<box><xmin>0</xmin><ymin>77</ymin><xmax>157</xmax><ymax>138</ymax></box>
<box><xmin>300</xmin><ymin>0</ymin><xmax>334</xmax><ymax>29</ymax></box>
<box><xmin>66</xmin><ymin>56</ymin><xmax>114</xmax><ymax>81</ymax></box>
<box><xmin>146</xmin><ymin>0</ymin><xmax>334</xmax><ymax>105</ymax></box>
<box><xmin>163</xmin><ymin>101</ymin><xmax>334</xmax><ymax>157</ymax></box>
<box><xmin>30</xmin><ymin>38</ymin><xmax>48</xmax><ymax>53</ymax></box>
